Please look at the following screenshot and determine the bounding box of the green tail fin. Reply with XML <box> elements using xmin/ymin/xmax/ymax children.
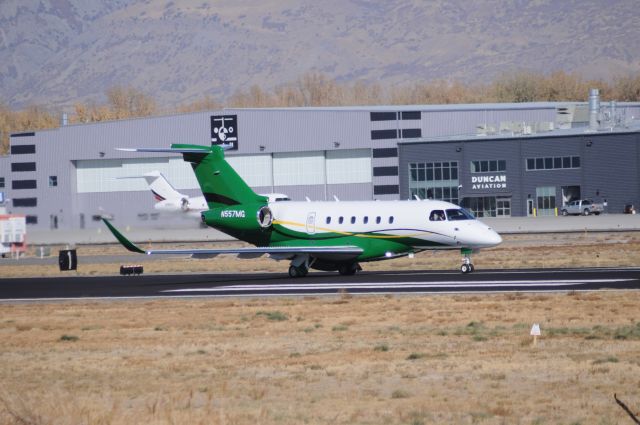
<box><xmin>172</xmin><ymin>144</ymin><xmax>267</xmax><ymax>209</ymax></box>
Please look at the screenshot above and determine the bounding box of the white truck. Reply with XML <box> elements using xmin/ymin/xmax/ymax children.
<box><xmin>561</xmin><ymin>199</ymin><xmax>603</xmax><ymax>216</ymax></box>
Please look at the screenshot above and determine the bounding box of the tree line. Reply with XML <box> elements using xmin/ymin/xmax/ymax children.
<box><xmin>2</xmin><ymin>70</ymin><xmax>640</xmax><ymax>154</ymax></box>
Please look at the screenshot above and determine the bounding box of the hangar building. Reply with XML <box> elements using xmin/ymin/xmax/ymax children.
<box><xmin>1</xmin><ymin>90</ymin><xmax>639</xmax><ymax>230</ymax></box>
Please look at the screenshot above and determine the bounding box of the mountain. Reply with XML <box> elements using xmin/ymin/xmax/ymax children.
<box><xmin>1</xmin><ymin>0</ymin><xmax>639</xmax><ymax>109</ymax></box>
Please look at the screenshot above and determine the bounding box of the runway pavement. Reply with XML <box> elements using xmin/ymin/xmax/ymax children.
<box><xmin>1</xmin><ymin>267</ymin><xmax>639</xmax><ymax>302</ymax></box>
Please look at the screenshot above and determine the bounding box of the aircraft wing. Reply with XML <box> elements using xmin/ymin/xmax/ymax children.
<box><xmin>101</xmin><ymin>218</ymin><xmax>363</xmax><ymax>260</ymax></box>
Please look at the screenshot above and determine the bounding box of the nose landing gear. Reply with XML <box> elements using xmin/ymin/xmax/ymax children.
<box><xmin>288</xmin><ymin>264</ymin><xmax>309</xmax><ymax>277</ymax></box>
<box><xmin>460</xmin><ymin>249</ymin><xmax>475</xmax><ymax>274</ymax></box>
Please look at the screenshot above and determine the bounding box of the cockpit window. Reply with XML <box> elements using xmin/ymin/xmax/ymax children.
<box><xmin>446</xmin><ymin>208</ymin><xmax>475</xmax><ymax>221</ymax></box>
<box><xmin>429</xmin><ymin>210</ymin><xmax>446</xmax><ymax>221</ymax></box>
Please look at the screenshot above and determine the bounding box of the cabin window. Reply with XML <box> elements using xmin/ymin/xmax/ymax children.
<box><xmin>350</xmin><ymin>216</ymin><xmax>356</xmax><ymax>224</ymax></box>
<box><xmin>339</xmin><ymin>216</ymin><xmax>344</xmax><ymax>224</ymax></box>
<box><xmin>389</xmin><ymin>216</ymin><xmax>394</xmax><ymax>224</ymax></box>
<box><xmin>429</xmin><ymin>210</ymin><xmax>446</xmax><ymax>221</ymax></box>
<box><xmin>363</xmin><ymin>216</ymin><xmax>368</xmax><ymax>224</ymax></box>
<box><xmin>326</xmin><ymin>216</ymin><xmax>331</xmax><ymax>224</ymax></box>
<box><xmin>446</xmin><ymin>208</ymin><xmax>474</xmax><ymax>221</ymax></box>
<box><xmin>376</xmin><ymin>216</ymin><xmax>381</xmax><ymax>224</ymax></box>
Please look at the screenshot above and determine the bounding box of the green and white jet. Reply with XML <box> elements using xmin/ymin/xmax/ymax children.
<box><xmin>103</xmin><ymin>144</ymin><xmax>502</xmax><ymax>276</ymax></box>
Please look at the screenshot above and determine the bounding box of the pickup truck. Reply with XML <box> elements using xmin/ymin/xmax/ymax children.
<box><xmin>561</xmin><ymin>199</ymin><xmax>603</xmax><ymax>216</ymax></box>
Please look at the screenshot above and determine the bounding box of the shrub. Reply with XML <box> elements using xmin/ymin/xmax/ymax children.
<box><xmin>59</xmin><ymin>335</ymin><xmax>79</xmax><ymax>342</ymax></box>
<box><xmin>406</xmin><ymin>352</ymin><xmax>426</xmax><ymax>360</ymax></box>
<box><xmin>256</xmin><ymin>311</ymin><xmax>288</xmax><ymax>321</ymax></box>
<box><xmin>374</xmin><ymin>343</ymin><xmax>389</xmax><ymax>352</ymax></box>
<box><xmin>391</xmin><ymin>389</ymin><xmax>411</xmax><ymax>399</ymax></box>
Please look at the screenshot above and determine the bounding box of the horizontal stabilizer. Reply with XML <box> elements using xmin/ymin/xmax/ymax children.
<box><xmin>117</xmin><ymin>147</ymin><xmax>211</xmax><ymax>154</ymax></box>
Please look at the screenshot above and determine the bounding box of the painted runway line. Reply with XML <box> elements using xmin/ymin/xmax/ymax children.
<box><xmin>162</xmin><ymin>278</ymin><xmax>633</xmax><ymax>293</ymax></box>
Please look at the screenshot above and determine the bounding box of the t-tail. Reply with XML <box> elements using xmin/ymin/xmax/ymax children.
<box><xmin>121</xmin><ymin>144</ymin><xmax>271</xmax><ymax>244</ymax></box>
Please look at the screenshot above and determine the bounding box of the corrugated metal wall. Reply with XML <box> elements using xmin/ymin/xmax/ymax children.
<box><xmin>399</xmin><ymin>132</ymin><xmax>640</xmax><ymax>217</ymax></box>
<box><xmin>8</xmin><ymin>103</ymin><xmax>640</xmax><ymax>228</ymax></box>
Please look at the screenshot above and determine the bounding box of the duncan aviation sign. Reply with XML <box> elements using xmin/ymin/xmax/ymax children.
<box><xmin>471</xmin><ymin>174</ymin><xmax>507</xmax><ymax>190</ymax></box>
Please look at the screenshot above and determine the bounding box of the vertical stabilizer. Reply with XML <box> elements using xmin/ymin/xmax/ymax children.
<box><xmin>143</xmin><ymin>171</ymin><xmax>186</xmax><ymax>202</ymax></box>
<box><xmin>171</xmin><ymin>144</ymin><xmax>267</xmax><ymax>209</ymax></box>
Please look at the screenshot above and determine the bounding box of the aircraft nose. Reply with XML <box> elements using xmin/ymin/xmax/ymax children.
<box><xmin>486</xmin><ymin>228</ymin><xmax>502</xmax><ymax>246</ymax></box>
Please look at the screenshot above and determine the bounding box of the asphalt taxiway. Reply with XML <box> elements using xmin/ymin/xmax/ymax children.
<box><xmin>0</xmin><ymin>267</ymin><xmax>638</xmax><ymax>302</ymax></box>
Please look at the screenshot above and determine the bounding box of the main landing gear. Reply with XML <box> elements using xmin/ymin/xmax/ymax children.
<box><xmin>338</xmin><ymin>262</ymin><xmax>361</xmax><ymax>276</ymax></box>
<box><xmin>460</xmin><ymin>249</ymin><xmax>475</xmax><ymax>274</ymax></box>
<box><xmin>287</xmin><ymin>257</ymin><xmax>362</xmax><ymax>277</ymax></box>
<box><xmin>288</xmin><ymin>254</ymin><xmax>313</xmax><ymax>278</ymax></box>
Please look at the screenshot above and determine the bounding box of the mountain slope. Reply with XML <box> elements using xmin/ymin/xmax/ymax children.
<box><xmin>1</xmin><ymin>0</ymin><xmax>639</xmax><ymax>109</ymax></box>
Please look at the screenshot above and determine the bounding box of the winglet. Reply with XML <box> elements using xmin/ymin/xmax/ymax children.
<box><xmin>101</xmin><ymin>218</ymin><xmax>146</xmax><ymax>254</ymax></box>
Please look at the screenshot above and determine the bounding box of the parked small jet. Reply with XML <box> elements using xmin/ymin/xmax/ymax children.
<box><xmin>103</xmin><ymin>144</ymin><xmax>502</xmax><ymax>276</ymax></box>
<box><xmin>137</xmin><ymin>171</ymin><xmax>290</xmax><ymax>218</ymax></box>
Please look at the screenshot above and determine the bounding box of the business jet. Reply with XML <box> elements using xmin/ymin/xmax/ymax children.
<box><xmin>134</xmin><ymin>171</ymin><xmax>291</xmax><ymax>218</ymax></box>
<box><xmin>103</xmin><ymin>144</ymin><xmax>502</xmax><ymax>276</ymax></box>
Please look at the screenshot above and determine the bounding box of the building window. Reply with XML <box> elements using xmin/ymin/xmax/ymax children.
<box><xmin>409</xmin><ymin>161</ymin><xmax>459</xmax><ymax>204</ymax></box>
<box><xmin>10</xmin><ymin>144</ymin><xmax>36</xmax><ymax>155</ymax></box>
<box><xmin>11</xmin><ymin>132</ymin><xmax>35</xmax><ymax>138</ymax></box>
<box><xmin>496</xmin><ymin>198</ymin><xmax>511</xmax><ymax>217</ymax></box>
<box><xmin>373</xmin><ymin>185</ymin><xmax>399</xmax><ymax>195</ymax></box>
<box><xmin>370</xmin><ymin>111</ymin><xmax>397</xmax><ymax>121</ymax></box>
<box><xmin>11</xmin><ymin>162</ymin><xmax>36</xmax><ymax>172</ymax></box>
<box><xmin>526</xmin><ymin>156</ymin><xmax>580</xmax><ymax>171</ymax></box>
<box><xmin>401</xmin><ymin>111</ymin><xmax>421</xmax><ymax>120</ymax></box>
<box><xmin>12</xmin><ymin>179</ymin><xmax>37</xmax><ymax>190</ymax></box>
<box><xmin>401</xmin><ymin>128</ymin><xmax>422</xmax><ymax>138</ymax></box>
<box><xmin>49</xmin><ymin>176</ymin><xmax>58</xmax><ymax>187</ymax></box>
<box><xmin>471</xmin><ymin>160</ymin><xmax>506</xmax><ymax>173</ymax></box>
<box><xmin>13</xmin><ymin>198</ymin><xmax>37</xmax><ymax>207</ymax></box>
<box><xmin>373</xmin><ymin>166</ymin><xmax>399</xmax><ymax>177</ymax></box>
<box><xmin>372</xmin><ymin>148</ymin><xmax>398</xmax><ymax>158</ymax></box>
<box><xmin>463</xmin><ymin>197</ymin><xmax>496</xmax><ymax>218</ymax></box>
<box><xmin>371</xmin><ymin>129</ymin><xmax>398</xmax><ymax>140</ymax></box>
<box><xmin>0</xmin><ymin>177</ymin><xmax>4</xmax><ymax>188</ymax></box>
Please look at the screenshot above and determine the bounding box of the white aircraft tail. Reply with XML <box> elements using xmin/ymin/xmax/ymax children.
<box><xmin>143</xmin><ymin>171</ymin><xmax>186</xmax><ymax>203</ymax></box>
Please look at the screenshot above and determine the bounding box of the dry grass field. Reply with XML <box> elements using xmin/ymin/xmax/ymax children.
<box><xmin>1</xmin><ymin>232</ymin><xmax>640</xmax><ymax>424</ymax></box>
<box><xmin>1</xmin><ymin>293</ymin><xmax>640</xmax><ymax>424</ymax></box>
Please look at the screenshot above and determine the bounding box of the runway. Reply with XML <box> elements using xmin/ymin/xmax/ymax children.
<box><xmin>1</xmin><ymin>267</ymin><xmax>639</xmax><ymax>302</ymax></box>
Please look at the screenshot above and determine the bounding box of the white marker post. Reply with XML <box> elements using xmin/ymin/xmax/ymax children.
<box><xmin>530</xmin><ymin>323</ymin><xmax>541</xmax><ymax>346</ymax></box>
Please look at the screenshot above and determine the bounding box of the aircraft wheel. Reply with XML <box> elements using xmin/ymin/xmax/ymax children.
<box><xmin>461</xmin><ymin>263</ymin><xmax>472</xmax><ymax>274</ymax></box>
<box><xmin>338</xmin><ymin>263</ymin><xmax>358</xmax><ymax>276</ymax></box>
<box><xmin>288</xmin><ymin>265</ymin><xmax>308</xmax><ymax>278</ymax></box>
<box><xmin>288</xmin><ymin>265</ymin><xmax>299</xmax><ymax>278</ymax></box>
